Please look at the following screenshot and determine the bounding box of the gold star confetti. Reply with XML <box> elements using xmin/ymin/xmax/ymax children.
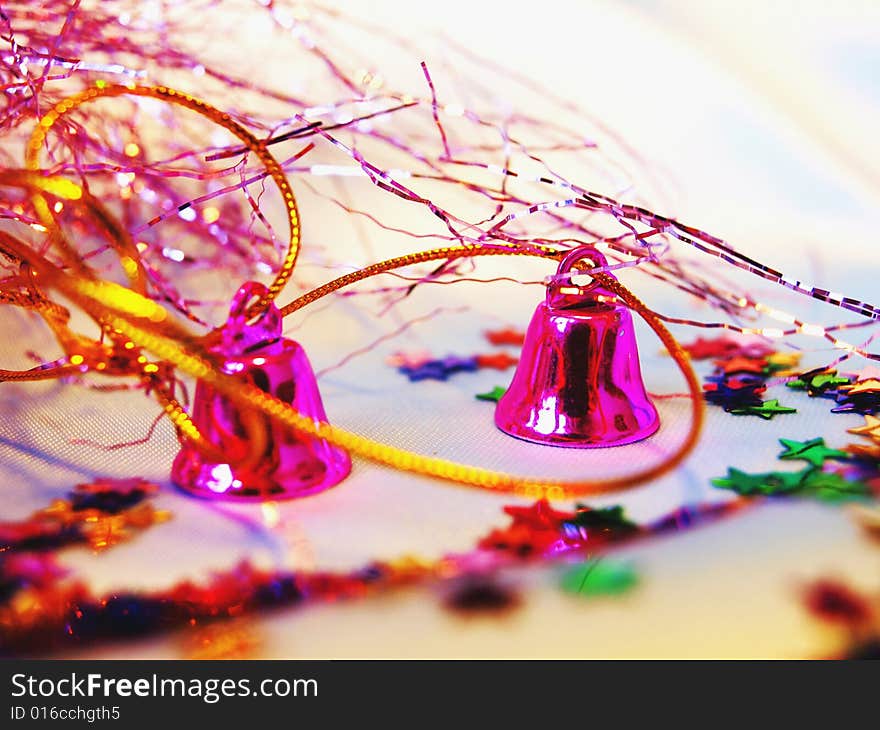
<box><xmin>765</xmin><ymin>351</ymin><xmax>802</xmax><ymax>375</ymax></box>
<box><xmin>842</xmin><ymin>379</ymin><xmax>880</xmax><ymax>396</ymax></box>
<box><xmin>848</xmin><ymin>415</ymin><xmax>880</xmax><ymax>442</ymax></box>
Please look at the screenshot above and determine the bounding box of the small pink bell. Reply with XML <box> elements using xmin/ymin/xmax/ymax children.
<box><xmin>171</xmin><ymin>281</ymin><xmax>351</xmax><ymax>500</ymax></box>
<box><xmin>495</xmin><ymin>248</ymin><xmax>659</xmax><ymax>447</ymax></box>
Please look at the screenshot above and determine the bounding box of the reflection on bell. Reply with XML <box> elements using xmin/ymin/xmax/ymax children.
<box><xmin>495</xmin><ymin>248</ymin><xmax>659</xmax><ymax>448</ymax></box>
<box><xmin>171</xmin><ymin>282</ymin><xmax>351</xmax><ymax>501</ymax></box>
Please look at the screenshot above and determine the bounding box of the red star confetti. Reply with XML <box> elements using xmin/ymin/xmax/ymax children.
<box><xmin>717</xmin><ymin>356</ymin><xmax>768</xmax><ymax>375</ymax></box>
<box><xmin>842</xmin><ymin>442</ymin><xmax>880</xmax><ymax>462</ymax></box>
<box><xmin>484</xmin><ymin>328</ymin><xmax>525</xmax><ymax>347</ymax></box>
<box><xmin>478</xmin><ymin>500</ymin><xmax>584</xmax><ymax>557</ymax></box>
<box><xmin>681</xmin><ymin>336</ymin><xmax>742</xmax><ymax>360</ymax></box>
<box><xmin>503</xmin><ymin>500</ymin><xmax>574</xmax><ymax>530</ymax></box>
<box><xmin>682</xmin><ymin>336</ymin><xmax>774</xmax><ymax>361</ymax></box>
<box><xmin>475</xmin><ymin>352</ymin><xmax>518</xmax><ymax>370</ymax></box>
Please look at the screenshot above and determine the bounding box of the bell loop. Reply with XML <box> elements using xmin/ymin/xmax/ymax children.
<box><xmin>547</xmin><ymin>247</ymin><xmax>616</xmax><ymax>311</ymax></box>
<box><xmin>220</xmin><ymin>280</ymin><xmax>283</xmax><ymax>355</ymax></box>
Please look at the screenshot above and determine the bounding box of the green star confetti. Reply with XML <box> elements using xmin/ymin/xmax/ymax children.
<box><xmin>712</xmin><ymin>466</ymin><xmax>869</xmax><ymax>502</ymax></box>
<box><xmin>729</xmin><ymin>398</ymin><xmax>797</xmax><ymax>419</ymax></box>
<box><xmin>559</xmin><ymin>559</ymin><xmax>639</xmax><ymax>597</ymax></box>
<box><xmin>475</xmin><ymin>386</ymin><xmax>507</xmax><ymax>402</ymax></box>
<box><xmin>786</xmin><ymin>370</ymin><xmax>851</xmax><ymax>395</ymax></box>
<box><xmin>799</xmin><ymin>470</ymin><xmax>872</xmax><ymax>503</ymax></box>
<box><xmin>566</xmin><ymin>504</ymin><xmax>639</xmax><ymax>535</ymax></box>
<box><xmin>711</xmin><ymin>467</ymin><xmax>806</xmax><ymax>496</ymax></box>
<box><xmin>778</xmin><ymin>437</ymin><xmax>849</xmax><ymax>467</ymax></box>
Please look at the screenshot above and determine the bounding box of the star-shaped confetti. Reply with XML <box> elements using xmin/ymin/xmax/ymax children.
<box><xmin>554</xmin><ymin>505</ymin><xmax>640</xmax><ymax>547</ymax></box>
<box><xmin>503</xmin><ymin>500</ymin><xmax>573</xmax><ymax>530</ymax></box>
<box><xmin>833</xmin><ymin>449</ymin><xmax>880</xmax><ymax>489</ymax></box>
<box><xmin>831</xmin><ymin>388</ymin><xmax>880</xmax><ymax>415</ymax></box>
<box><xmin>841</xmin><ymin>379</ymin><xmax>880</xmax><ymax>396</ymax></box>
<box><xmin>399</xmin><ymin>356</ymin><xmax>478</xmax><ymax>382</ymax></box>
<box><xmin>399</xmin><ymin>360</ymin><xmax>449</xmax><ymax>381</ymax></box>
<box><xmin>475</xmin><ymin>352</ymin><xmax>518</xmax><ymax>370</ymax></box>
<box><xmin>813</xmin><ymin>373</ymin><xmax>852</xmax><ymax>390</ymax></box>
<box><xmin>71</xmin><ymin>477</ymin><xmax>158</xmax><ymax>513</ymax></box>
<box><xmin>386</xmin><ymin>350</ymin><xmax>433</xmax><ymax>369</ymax></box>
<box><xmin>558</xmin><ymin>559</ymin><xmax>638</xmax><ymax>597</ymax></box>
<box><xmin>484</xmin><ymin>327</ymin><xmax>525</xmax><ymax>347</ymax></box>
<box><xmin>737</xmin><ymin>342</ymin><xmax>777</xmax><ymax>359</ymax></box>
<box><xmin>764</xmin><ymin>351</ymin><xmax>802</xmax><ymax>375</ymax></box>
<box><xmin>712</xmin><ymin>465</ymin><xmax>869</xmax><ymax>502</ymax></box>
<box><xmin>848</xmin><ymin>415</ymin><xmax>880</xmax><ymax>442</ymax></box>
<box><xmin>787</xmin><ymin>368</ymin><xmax>852</xmax><ymax>397</ymax></box>
<box><xmin>680</xmin><ymin>336</ymin><xmax>742</xmax><ymax>360</ymax></box>
<box><xmin>564</xmin><ymin>504</ymin><xmax>639</xmax><ymax>536</ymax></box>
<box><xmin>0</xmin><ymin>487</ymin><xmax>170</xmax><ymax>554</ymax></box>
<box><xmin>711</xmin><ymin>467</ymin><xmax>806</xmax><ymax>496</ymax></box>
<box><xmin>478</xmin><ymin>500</ymin><xmax>585</xmax><ymax>557</ymax></box>
<box><xmin>729</xmin><ymin>398</ymin><xmax>797</xmax><ymax>419</ymax></box>
<box><xmin>441</xmin><ymin>356</ymin><xmax>478</xmax><ymax>374</ymax></box>
<box><xmin>704</xmin><ymin>371</ymin><xmax>765</xmax><ymax>387</ymax></box>
<box><xmin>717</xmin><ymin>356</ymin><xmax>767</xmax><ymax>375</ymax></box>
<box><xmin>800</xmin><ymin>470</ymin><xmax>871</xmax><ymax>503</ymax></box>
<box><xmin>843</xmin><ymin>442</ymin><xmax>880</xmax><ymax>462</ymax></box>
<box><xmin>778</xmin><ymin>438</ymin><xmax>848</xmax><ymax>467</ymax></box>
<box><xmin>82</xmin><ymin>504</ymin><xmax>171</xmax><ymax>550</ymax></box>
<box><xmin>843</xmin><ymin>365</ymin><xmax>880</xmax><ymax>382</ymax></box>
<box><xmin>703</xmin><ymin>381</ymin><xmax>766</xmax><ymax>410</ymax></box>
<box><xmin>475</xmin><ymin>386</ymin><xmax>507</xmax><ymax>402</ymax></box>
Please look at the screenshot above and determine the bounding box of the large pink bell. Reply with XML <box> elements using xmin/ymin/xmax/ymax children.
<box><xmin>171</xmin><ymin>281</ymin><xmax>351</xmax><ymax>501</ymax></box>
<box><xmin>495</xmin><ymin>248</ymin><xmax>659</xmax><ymax>448</ymax></box>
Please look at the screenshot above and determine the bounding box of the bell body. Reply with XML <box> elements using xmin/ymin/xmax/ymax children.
<box><xmin>495</xmin><ymin>250</ymin><xmax>659</xmax><ymax>448</ymax></box>
<box><xmin>171</xmin><ymin>282</ymin><xmax>351</xmax><ymax>501</ymax></box>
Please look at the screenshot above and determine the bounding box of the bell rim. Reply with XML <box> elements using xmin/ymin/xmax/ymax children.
<box><xmin>170</xmin><ymin>448</ymin><xmax>352</xmax><ymax>501</ymax></box>
<box><xmin>494</xmin><ymin>412</ymin><xmax>661</xmax><ymax>449</ymax></box>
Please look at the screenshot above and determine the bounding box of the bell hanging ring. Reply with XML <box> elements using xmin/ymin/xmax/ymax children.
<box><xmin>171</xmin><ymin>281</ymin><xmax>351</xmax><ymax>500</ymax></box>
<box><xmin>495</xmin><ymin>247</ymin><xmax>660</xmax><ymax>448</ymax></box>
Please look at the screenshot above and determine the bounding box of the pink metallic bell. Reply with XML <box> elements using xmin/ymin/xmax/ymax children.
<box><xmin>171</xmin><ymin>281</ymin><xmax>351</xmax><ymax>501</ymax></box>
<box><xmin>495</xmin><ymin>248</ymin><xmax>659</xmax><ymax>448</ymax></box>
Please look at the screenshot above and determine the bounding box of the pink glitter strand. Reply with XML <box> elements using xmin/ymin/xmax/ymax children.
<box><xmin>0</xmin><ymin>0</ymin><xmax>877</xmax><ymax>379</ymax></box>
